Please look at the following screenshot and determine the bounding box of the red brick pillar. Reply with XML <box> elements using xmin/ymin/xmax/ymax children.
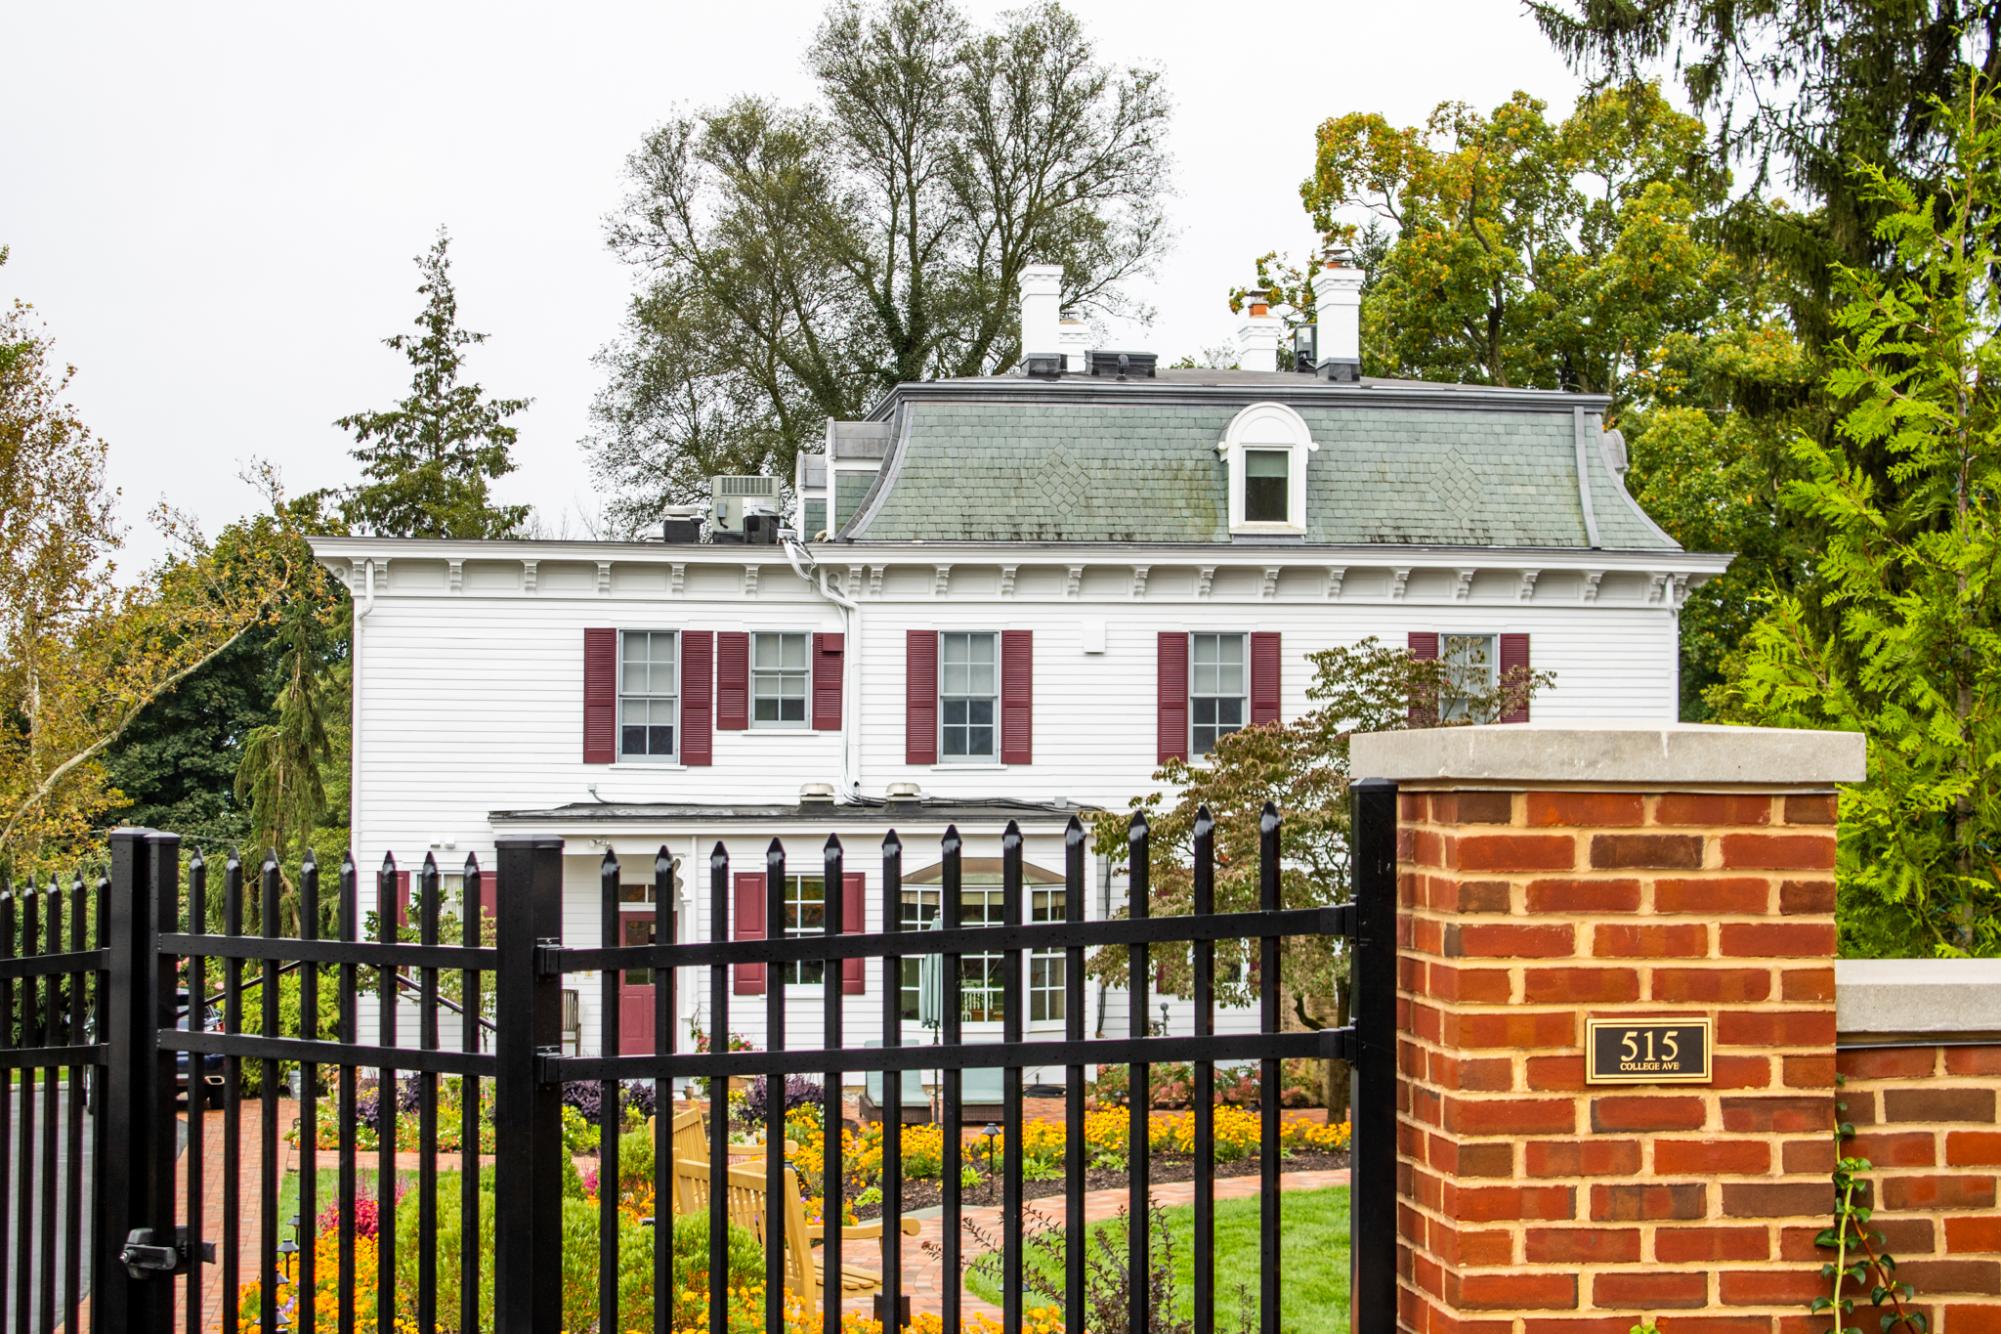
<box><xmin>1351</xmin><ymin>725</ymin><xmax>1866</xmax><ymax>1334</ymax></box>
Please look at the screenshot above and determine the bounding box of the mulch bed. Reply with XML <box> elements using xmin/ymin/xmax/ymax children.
<box><xmin>852</xmin><ymin>1148</ymin><xmax>1350</xmax><ymax>1219</ymax></box>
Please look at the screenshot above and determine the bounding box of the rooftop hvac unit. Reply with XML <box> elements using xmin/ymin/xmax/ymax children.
<box><xmin>710</xmin><ymin>475</ymin><xmax>780</xmax><ymax>537</ymax></box>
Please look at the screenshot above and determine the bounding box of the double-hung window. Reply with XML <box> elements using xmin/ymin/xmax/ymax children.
<box><xmin>940</xmin><ymin>631</ymin><xmax>999</xmax><ymax>762</ymax></box>
<box><xmin>1190</xmin><ymin>632</ymin><xmax>1249</xmax><ymax>756</ymax></box>
<box><xmin>1029</xmin><ymin>887</ymin><xmax>1066</xmax><ymax>1022</ymax></box>
<box><xmin>751</xmin><ymin>632</ymin><xmax>809</xmax><ymax>728</ymax></box>
<box><xmin>1441</xmin><ymin>633</ymin><xmax>1498</xmax><ymax>722</ymax></box>
<box><xmin>781</xmin><ymin>874</ymin><xmax>826</xmax><ymax>986</ymax></box>
<box><xmin>619</xmin><ymin>631</ymin><xmax>679</xmax><ymax>760</ymax></box>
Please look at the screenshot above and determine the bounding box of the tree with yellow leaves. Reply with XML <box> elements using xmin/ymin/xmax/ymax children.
<box><xmin>0</xmin><ymin>252</ymin><xmax>302</xmax><ymax>874</ymax></box>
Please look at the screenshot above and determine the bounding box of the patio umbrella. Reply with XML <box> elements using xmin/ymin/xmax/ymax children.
<box><xmin>916</xmin><ymin>916</ymin><xmax>944</xmax><ymax>1031</ymax></box>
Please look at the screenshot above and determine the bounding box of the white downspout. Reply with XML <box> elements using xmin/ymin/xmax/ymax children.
<box><xmin>352</xmin><ymin>558</ymin><xmax>376</xmax><ymax>876</ymax></box>
<box><xmin>783</xmin><ymin>539</ymin><xmax>862</xmax><ymax>801</ymax></box>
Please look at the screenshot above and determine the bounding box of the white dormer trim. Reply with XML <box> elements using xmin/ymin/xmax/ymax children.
<box><xmin>1216</xmin><ymin>401</ymin><xmax>1316</xmax><ymax>537</ymax></box>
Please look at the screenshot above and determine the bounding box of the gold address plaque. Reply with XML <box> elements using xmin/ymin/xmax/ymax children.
<box><xmin>1585</xmin><ymin>1017</ymin><xmax>1714</xmax><ymax>1085</ymax></box>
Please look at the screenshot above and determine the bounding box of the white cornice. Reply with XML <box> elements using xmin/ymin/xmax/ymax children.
<box><xmin>310</xmin><ymin>535</ymin><xmax>1732</xmax><ymax>607</ymax></box>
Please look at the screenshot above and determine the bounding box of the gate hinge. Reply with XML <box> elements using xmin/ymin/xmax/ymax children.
<box><xmin>119</xmin><ymin>1226</ymin><xmax>214</xmax><ymax>1280</ymax></box>
<box><xmin>533</xmin><ymin>938</ymin><xmax>565</xmax><ymax>977</ymax></box>
<box><xmin>1321</xmin><ymin>1026</ymin><xmax>1356</xmax><ymax>1064</ymax></box>
<box><xmin>1323</xmin><ymin>902</ymin><xmax>1357</xmax><ymax>939</ymax></box>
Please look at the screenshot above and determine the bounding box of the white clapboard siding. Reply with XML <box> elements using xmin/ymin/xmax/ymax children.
<box><xmin>344</xmin><ymin>561</ymin><xmax>1682</xmax><ymax>1063</ymax></box>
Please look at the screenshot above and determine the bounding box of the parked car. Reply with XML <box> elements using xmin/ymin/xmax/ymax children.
<box><xmin>175</xmin><ymin>989</ymin><xmax>225</xmax><ymax>1109</ymax></box>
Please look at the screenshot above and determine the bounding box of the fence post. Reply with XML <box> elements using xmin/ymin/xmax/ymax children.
<box><xmin>1350</xmin><ymin>780</ymin><xmax>1398</xmax><ymax>1334</ymax></box>
<box><xmin>493</xmin><ymin>836</ymin><xmax>564</xmax><ymax>1334</ymax></box>
<box><xmin>96</xmin><ymin>829</ymin><xmax>177</xmax><ymax>1334</ymax></box>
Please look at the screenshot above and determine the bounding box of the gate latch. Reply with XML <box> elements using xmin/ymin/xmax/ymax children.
<box><xmin>119</xmin><ymin>1227</ymin><xmax>214</xmax><ymax>1280</ymax></box>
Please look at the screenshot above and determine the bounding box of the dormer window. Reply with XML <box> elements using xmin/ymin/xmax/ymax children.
<box><xmin>1217</xmin><ymin>402</ymin><xmax>1315</xmax><ymax>535</ymax></box>
<box><xmin>1244</xmin><ymin>450</ymin><xmax>1289</xmax><ymax>522</ymax></box>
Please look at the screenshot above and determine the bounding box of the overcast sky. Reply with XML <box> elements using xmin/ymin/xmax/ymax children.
<box><xmin>4</xmin><ymin>2</ymin><xmax>1585</xmax><ymax>566</ymax></box>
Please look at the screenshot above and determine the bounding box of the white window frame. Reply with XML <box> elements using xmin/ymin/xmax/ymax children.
<box><xmin>1440</xmin><ymin>632</ymin><xmax>1500</xmax><ymax>722</ymax></box>
<box><xmin>1189</xmin><ymin>631</ymin><xmax>1250</xmax><ymax>757</ymax></box>
<box><xmin>1029</xmin><ymin>886</ymin><xmax>1065</xmax><ymax>1023</ymax></box>
<box><xmin>750</xmin><ymin>631</ymin><xmax>810</xmax><ymax>730</ymax></box>
<box><xmin>781</xmin><ymin>872</ymin><xmax>827</xmax><ymax>988</ymax></box>
<box><xmin>959</xmin><ymin>882</ymin><xmax>1005</xmax><ymax>1023</ymax></box>
<box><xmin>1216</xmin><ymin>401</ymin><xmax>1316</xmax><ymax>535</ymax></box>
<box><xmin>617</xmin><ymin>629</ymin><xmax>680</xmax><ymax>763</ymax></box>
<box><xmin>938</xmin><ymin>631</ymin><xmax>1000</xmax><ymax>764</ymax></box>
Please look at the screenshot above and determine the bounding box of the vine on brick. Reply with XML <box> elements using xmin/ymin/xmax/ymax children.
<box><xmin>1813</xmin><ymin>1077</ymin><xmax>1926</xmax><ymax>1334</ymax></box>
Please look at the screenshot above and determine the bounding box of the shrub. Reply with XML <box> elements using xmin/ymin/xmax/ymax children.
<box><xmin>738</xmin><ymin>1074</ymin><xmax>823</xmax><ymax>1130</ymax></box>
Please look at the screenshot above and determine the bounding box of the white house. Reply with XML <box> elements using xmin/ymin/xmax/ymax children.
<box><xmin>311</xmin><ymin>258</ymin><xmax>1729</xmax><ymax>1076</ymax></box>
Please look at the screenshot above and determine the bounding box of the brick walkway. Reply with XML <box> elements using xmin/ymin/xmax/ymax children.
<box><xmin>171</xmin><ymin>1103</ymin><xmax>293</xmax><ymax>1334</ymax></box>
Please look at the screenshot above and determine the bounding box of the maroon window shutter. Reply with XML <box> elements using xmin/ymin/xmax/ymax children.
<box><xmin>478</xmin><ymin>863</ymin><xmax>496</xmax><ymax>919</ymax></box>
<box><xmin>394</xmin><ymin>870</ymin><xmax>411</xmax><ymax>927</ymax></box>
<box><xmin>1498</xmin><ymin>633</ymin><xmax>1531</xmax><ymax>723</ymax></box>
<box><xmin>1250</xmin><ymin>632</ymin><xmax>1281</xmax><ymax>726</ymax></box>
<box><xmin>905</xmin><ymin>631</ymin><xmax>938</xmax><ymax>765</ymax></box>
<box><xmin>583</xmin><ymin>628</ymin><xmax>617</xmax><ymax>763</ymax></box>
<box><xmin>681</xmin><ymin>631</ymin><xmax>714</xmax><ymax>765</ymax></box>
<box><xmin>813</xmin><ymin>633</ymin><xmax>844</xmax><ymax>731</ymax></box>
<box><xmin>1407</xmin><ymin>631</ymin><xmax>1440</xmax><ymax>727</ymax></box>
<box><xmin>840</xmin><ymin>871</ymin><xmax>867</xmax><ymax>994</ymax></box>
<box><xmin>733</xmin><ymin>872</ymin><xmax>766</xmax><ymax>995</ymax></box>
<box><xmin>1156</xmin><ymin>632</ymin><xmax>1189</xmax><ymax>765</ymax></box>
<box><xmin>716</xmin><ymin>632</ymin><xmax>750</xmax><ymax>730</ymax></box>
<box><xmin>1000</xmin><ymin>630</ymin><xmax>1033</xmax><ymax>765</ymax></box>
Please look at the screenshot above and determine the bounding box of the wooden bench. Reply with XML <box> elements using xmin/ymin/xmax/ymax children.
<box><xmin>670</xmin><ymin>1155</ymin><xmax>918</xmax><ymax>1308</ymax></box>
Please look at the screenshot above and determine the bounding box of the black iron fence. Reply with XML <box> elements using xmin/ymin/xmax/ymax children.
<box><xmin>0</xmin><ymin>791</ymin><xmax>1398</xmax><ymax>1334</ymax></box>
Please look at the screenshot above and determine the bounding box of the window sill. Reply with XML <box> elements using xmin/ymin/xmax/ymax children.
<box><xmin>1228</xmin><ymin>522</ymin><xmax>1308</xmax><ymax>537</ymax></box>
<box><xmin>616</xmin><ymin>759</ymin><xmax>687</xmax><ymax>770</ymax></box>
<box><xmin>929</xmin><ymin>762</ymin><xmax>1006</xmax><ymax>772</ymax></box>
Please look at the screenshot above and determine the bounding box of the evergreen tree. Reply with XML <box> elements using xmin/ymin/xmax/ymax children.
<box><xmin>1533</xmin><ymin>0</ymin><xmax>2001</xmax><ymax>341</ymax></box>
<box><xmin>339</xmin><ymin>229</ymin><xmax>531</xmax><ymax>539</ymax></box>
<box><xmin>1717</xmin><ymin>76</ymin><xmax>2001</xmax><ymax>958</ymax></box>
<box><xmin>235</xmin><ymin>597</ymin><xmax>333</xmax><ymax>934</ymax></box>
<box><xmin>102</xmin><ymin>630</ymin><xmax>273</xmax><ymax>849</ymax></box>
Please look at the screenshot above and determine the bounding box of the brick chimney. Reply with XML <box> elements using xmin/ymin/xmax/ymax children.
<box><xmin>1237</xmin><ymin>289</ymin><xmax>1281</xmax><ymax>372</ymax></box>
<box><xmin>1312</xmin><ymin>248</ymin><xmax>1364</xmax><ymax>382</ymax></box>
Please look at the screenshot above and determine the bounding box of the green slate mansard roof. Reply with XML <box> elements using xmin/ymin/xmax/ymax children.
<box><xmin>837</xmin><ymin>371</ymin><xmax>1678</xmax><ymax>550</ymax></box>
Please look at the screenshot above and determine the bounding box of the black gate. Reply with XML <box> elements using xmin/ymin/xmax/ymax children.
<box><xmin>1</xmin><ymin>793</ymin><xmax>1397</xmax><ymax>1334</ymax></box>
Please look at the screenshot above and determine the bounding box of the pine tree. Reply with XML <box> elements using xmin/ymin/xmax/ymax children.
<box><xmin>234</xmin><ymin>598</ymin><xmax>332</xmax><ymax>936</ymax></box>
<box><xmin>1717</xmin><ymin>75</ymin><xmax>2001</xmax><ymax>958</ymax></box>
<box><xmin>339</xmin><ymin>229</ymin><xmax>531</xmax><ymax>539</ymax></box>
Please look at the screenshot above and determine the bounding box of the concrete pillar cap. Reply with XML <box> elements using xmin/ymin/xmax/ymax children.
<box><xmin>1350</xmin><ymin>721</ymin><xmax>1866</xmax><ymax>788</ymax></box>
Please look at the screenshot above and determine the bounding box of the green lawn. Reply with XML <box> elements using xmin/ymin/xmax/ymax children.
<box><xmin>964</xmin><ymin>1186</ymin><xmax>1351</xmax><ymax>1334</ymax></box>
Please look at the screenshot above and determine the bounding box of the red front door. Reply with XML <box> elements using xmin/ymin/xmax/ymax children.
<box><xmin>618</xmin><ymin>911</ymin><xmax>657</xmax><ymax>1053</ymax></box>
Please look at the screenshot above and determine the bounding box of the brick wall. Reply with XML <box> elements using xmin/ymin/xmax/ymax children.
<box><xmin>1396</xmin><ymin>786</ymin><xmax>1841</xmax><ymax>1334</ymax></box>
<box><xmin>1835</xmin><ymin>1044</ymin><xmax>2001</xmax><ymax>1334</ymax></box>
